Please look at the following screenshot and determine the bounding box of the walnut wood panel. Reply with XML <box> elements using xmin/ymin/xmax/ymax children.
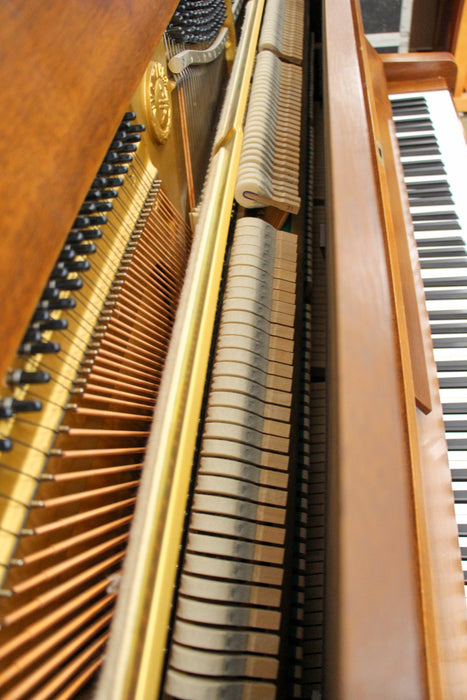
<box><xmin>363</xmin><ymin>41</ymin><xmax>432</xmax><ymax>414</ymax></box>
<box><xmin>0</xmin><ymin>0</ymin><xmax>178</xmax><ymax>383</ymax></box>
<box><xmin>453</xmin><ymin>1</ymin><xmax>467</xmax><ymax>111</ymax></box>
<box><xmin>324</xmin><ymin>0</ymin><xmax>427</xmax><ymax>695</ymax></box>
<box><xmin>381</xmin><ymin>52</ymin><xmax>458</xmax><ymax>94</ymax></box>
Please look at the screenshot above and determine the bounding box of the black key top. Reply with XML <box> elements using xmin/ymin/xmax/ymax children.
<box><xmin>403</xmin><ymin>161</ymin><xmax>446</xmax><ymax>176</ymax></box>
<box><xmin>444</xmin><ymin>419</ymin><xmax>467</xmax><ymax>431</ymax></box>
<box><xmin>410</xmin><ymin>196</ymin><xmax>455</xmax><ymax>206</ymax></box>
<box><xmin>420</xmin><ymin>258</ymin><xmax>467</xmax><ymax>268</ymax></box>
<box><xmin>395</xmin><ymin>119</ymin><xmax>433</xmax><ymax>132</ymax></box>
<box><xmin>406</xmin><ymin>181</ymin><xmax>451</xmax><ymax>194</ymax></box>
<box><xmin>412</xmin><ymin>212</ymin><xmax>459</xmax><ymax>222</ymax></box>
<box><xmin>433</xmin><ymin>336</ymin><xmax>467</xmax><ymax>348</ymax></box>
<box><xmin>415</xmin><ymin>221</ymin><xmax>461</xmax><ymax>231</ymax></box>
<box><xmin>430</xmin><ymin>310</ymin><xmax>467</xmax><ymax>321</ymax></box>
<box><xmin>425</xmin><ymin>289</ymin><xmax>467</xmax><ymax>300</ymax></box>
<box><xmin>453</xmin><ymin>492</ymin><xmax>467</xmax><ymax>503</ymax></box>
<box><xmin>419</xmin><ymin>248</ymin><xmax>466</xmax><ymax>258</ymax></box>
<box><xmin>390</xmin><ymin>97</ymin><xmax>428</xmax><ymax>107</ymax></box>
<box><xmin>443</xmin><ymin>403</ymin><xmax>467</xmax><ymax>414</ymax></box>
<box><xmin>398</xmin><ymin>136</ymin><xmax>438</xmax><ymax>147</ymax></box>
<box><xmin>438</xmin><ymin>377</ymin><xmax>467</xmax><ymax>389</ymax></box>
<box><xmin>400</xmin><ymin>146</ymin><xmax>440</xmax><ymax>157</ymax></box>
<box><xmin>448</xmin><ymin>438</ymin><xmax>467</xmax><ymax>450</ymax></box>
<box><xmin>423</xmin><ymin>277</ymin><xmax>467</xmax><ymax>287</ymax></box>
<box><xmin>392</xmin><ymin>105</ymin><xmax>429</xmax><ymax>116</ymax></box>
<box><xmin>430</xmin><ymin>322</ymin><xmax>467</xmax><ymax>333</ymax></box>
<box><xmin>417</xmin><ymin>237</ymin><xmax>465</xmax><ymax>247</ymax></box>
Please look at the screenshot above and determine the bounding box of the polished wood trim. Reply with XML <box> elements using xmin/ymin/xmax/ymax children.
<box><xmin>324</xmin><ymin>0</ymin><xmax>428</xmax><ymax>694</ymax></box>
<box><xmin>364</xmin><ymin>40</ymin><xmax>432</xmax><ymax>414</ymax></box>
<box><xmin>381</xmin><ymin>52</ymin><xmax>458</xmax><ymax>94</ymax></box>
<box><xmin>453</xmin><ymin>1</ymin><xmax>467</xmax><ymax>111</ymax></box>
<box><xmin>0</xmin><ymin>0</ymin><xmax>178</xmax><ymax>383</ymax></box>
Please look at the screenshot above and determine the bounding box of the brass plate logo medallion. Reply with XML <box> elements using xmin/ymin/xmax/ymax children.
<box><xmin>145</xmin><ymin>61</ymin><xmax>172</xmax><ymax>144</ymax></box>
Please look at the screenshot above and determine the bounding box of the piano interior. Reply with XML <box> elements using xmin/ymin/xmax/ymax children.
<box><xmin>0</xmin><ymin>0</ymin><xmax>467</xmax><ymax>697</ymax></box>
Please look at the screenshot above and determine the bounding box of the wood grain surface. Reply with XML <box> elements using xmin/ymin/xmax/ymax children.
<box><xmin>0</xmin><ymin>0</ymin><xmax>178</xmax><ymax>381</ymax></box>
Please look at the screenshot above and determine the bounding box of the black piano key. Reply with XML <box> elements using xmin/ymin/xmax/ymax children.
<box><xmin>420</xmin><ymin>258</ymin><xmax>467</xmax><ymax>268</ymax></box>
<box><xmin>395</xmin><ymin>118</ymin><xmax>433</xmax><ymax>132</ymax></box>
<box><xmin>411</xmin><ymin>212</ymin><xmax>459</xmax><ymax>222</ymax></box>
<box><xmin>414</xmin><ymin>221</ymin><xmax>461</xmax><ymax>231</ymax></box>
<box><xmin>444</xmin><ymin>419</ymin><xmax>467</xmax><ymax>431</ymax></box>
<box><xmin>403</xmin><ymin>161</ymin><xmax>446</xmax><ymax>176</ymax></box>
<box><xmin>406</xmin><ymin>179</ymin><xmax>450</xmax><ymax>189</ymax></box>
<box><xmin>458</xmin><ymin>524</ymin><xmax>467</xmax><ymax>535</ymax></box>
<box><xmin>417</xmin><ymin>237</ymin><xmax>465</xmax><ymax>248</ymax></box>
<box><xmin>423</xmin><ymin>277</ymin><xmax>467</xmax><ymax>287</ymax></box>
<box><xmin>410</xmin><ymin>196</ymin><xmax>455</xmax><ymax>206</ymax></box>
<box><xmin>430</xmin><ymin>311</ymin><xmax>467</xmax><ymax>321</ymax></box>
<box><xmin>391</xmin><ymin>101</ymin><xmax>429</xmax><ymax>117</ymax></box>
<box><xmin>425</xmin><ymin>289</ymin><xmax>467</xmax><ymax>300</ymax></box>
<box><xmin>391</xmin><ymin>97</ymin><xmax>428</xmax><ymax>108</ymax></box>
<box><xmin>448</xmin><ymin>438</ymin><xmax>467</xmax><ymax>450</ymax></box>
<box><xmin>398</xmin><ymin>135</ymin><xmax>438</xmax><ymax>146</ymax></box>
<box><xmin>443</xmin><ymin>403</ymin><xmax>467</xmax><ymax>414</ymax></box>
<box><xmin>400</xmin><ymin>146</ymin><xmax>440</xmax><ymax>157</ymax></box>
<box><xmin>453</xmin><ymin>493</ymin><xmax>467</xmax><ymax>503</ymax></box>
<box><xmin>430</xmin><ymin>321</ymin><xmax>467</xmax><ymax>333</ymax></box>
<box><xmin>419</xmin><ymin>248</ymin><xmax>466</xmax><ymax>258</ymax></box>
<box><xmin>433</xmin><ymin>336</ymin><xmax>467</xmax><ymax>348</ymax></box>
<box><xmin>438</xmin><ymin>377</ymin><xmax>467</xmax><ymax>389</ymax></box>
<box><xmin>451</xmin><ymin>469</ymin><xmax>467</xmax><ymax>481</ymax></box>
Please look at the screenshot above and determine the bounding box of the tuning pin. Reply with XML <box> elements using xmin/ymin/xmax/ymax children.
<box><xmin>7</xmin><ymin>370</ymin><xmax>51</xmax><ymax>386</ymax></box>
<box><xmin>18</xmin><ymin>341</ymin><xmax>60</xmax><ymax>355</ymax></box>
<box><xmin>0</xmin><ymin>398</ymin><xmax>42</xmax><ymax>418</ymax></box>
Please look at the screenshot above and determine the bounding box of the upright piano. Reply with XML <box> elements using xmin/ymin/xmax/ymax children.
<box><xmin>0</xmin><ymin>0</ymin><xmax>466</xmax><ymax>697</ymax></box>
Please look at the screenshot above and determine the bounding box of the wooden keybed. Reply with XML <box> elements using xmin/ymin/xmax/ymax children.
<box><xmin>0</xmin><ymin>0</ymin><xmax>467</xmax><ymax>697</ymax></box>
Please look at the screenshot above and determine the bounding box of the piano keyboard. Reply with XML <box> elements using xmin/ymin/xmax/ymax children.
<box><xmin>164</xmin><ymin>217</ymin><xmax>297</xmax><ymax>699</ymax></box>
<box><xmin>390</xmin><ymin>89</ymin><xmax>467</xmax><ymax>599</ymax></box>
<box><xmin>235</xmin><ymin>49</ymin><xmax>302</xmax><ymax>214</ymax></box>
